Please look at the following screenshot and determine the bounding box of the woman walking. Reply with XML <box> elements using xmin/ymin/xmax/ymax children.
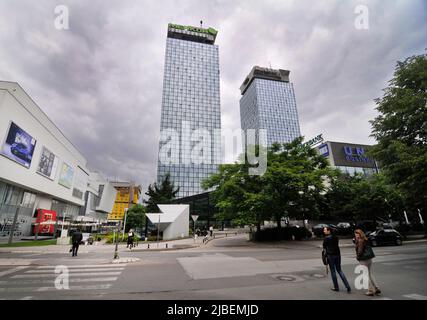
<box><xmin>354</xmin><ymin>229</ymin><xmax>381</xmax><ymax>296</ymax></box>
<box><xmin>323</xmin><ymin>226</ymin><xmax>352</xmax><ymax>293</ymax></box>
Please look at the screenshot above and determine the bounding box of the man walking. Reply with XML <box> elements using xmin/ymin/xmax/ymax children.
<box><xmin>323</xmin><ymin>226</ymin><xmax>351</xmax><ymax>293</ymax></box>
<box><xmin>71</xmin><ymin>228</ymin><xmax>83</xmax><ymax>257</ymax></box>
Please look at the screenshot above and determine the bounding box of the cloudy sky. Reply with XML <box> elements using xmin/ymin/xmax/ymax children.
<box><xmin>0</xmin><ymin>0</ymin><xmax>426</xmax><ymax>195</ymax></box>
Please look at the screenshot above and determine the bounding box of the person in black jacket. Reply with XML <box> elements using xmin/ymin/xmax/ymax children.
<box><xmin>71</xmin><ymin>229</ymin><xmax>83</xmax><ymax>257</ymax></box>
<box><xmin>323</xmin><ymin>226</ymin><xmax>351</xmax><ymax>293</ymax></box>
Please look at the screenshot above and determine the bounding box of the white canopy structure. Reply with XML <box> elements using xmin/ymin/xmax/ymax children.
<box><xmin>146</xmin><ymin>204</ymin><xmax>189</xmax><ymax>240</ymax></box>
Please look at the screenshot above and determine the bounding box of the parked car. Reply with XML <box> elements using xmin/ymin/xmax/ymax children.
<box><xmin>291</xmin><ymin>225</ymin><xmax>312</xmax><ymax>240</ymax></box>
<box><xmin>312</xmin><ymin>223</ymin><xmax>336</xmax><ymax>237</ymax></box>
<box><xmin>368</xmin><ymin>229</ymin><xmax>403</xmax><ymax>247</ymax></box>
<box><xmin>336</xmin><ymin>222</ymin><xmax>354</xmax><ymax>235</ymax></box>
<box><xmin>355</xmin><ymin>220</ymin><xmax>379</xmax><ymax>233</ymax></box>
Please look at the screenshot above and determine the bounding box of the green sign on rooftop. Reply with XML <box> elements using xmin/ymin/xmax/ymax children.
<box><xmin>168</xmin><ymin>23</ymin><xmax>218</xmax><ymax>36</ymax></box>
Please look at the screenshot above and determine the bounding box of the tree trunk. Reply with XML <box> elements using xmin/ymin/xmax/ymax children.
<box><xmin>276</xmin><ymin>215</ymin><xmax>281</xmax><ymax>229</ymax></box>
<box><xmin>422</xmin><ymin>210</ymin><xmax>427</xmax><ymax>238</ymax></box>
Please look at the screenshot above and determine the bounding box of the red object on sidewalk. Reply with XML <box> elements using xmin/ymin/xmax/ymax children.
<box><xmin>33</xmin><ymin>209</ymin><xmax>57</xmax><ymax>235</ymax></box>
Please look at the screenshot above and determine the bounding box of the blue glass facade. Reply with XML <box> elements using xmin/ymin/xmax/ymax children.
<box><xmin>240</xmin><ymin>68</ymin><xmax>301</xmax><ymax>146</ymax></box>
<box><xmin>157</xmin><ymin>25</ymin><xmax>221</xmax><ymax>198</ymax></box>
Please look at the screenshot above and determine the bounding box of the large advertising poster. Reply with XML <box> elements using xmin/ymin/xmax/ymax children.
<box><xmin>37</xmin><ymin>146</ymin><xmax>59</xmax><ymax>180</ymax></box>
<box><xmin>1</xmin><ymin>121</ymin><xmax>37</xmax><ymax>168</ymax></box>
<box><xmin>58</xmin><ymin>162</ymin><xmax>74</xmax><ymax>189</ymax></box>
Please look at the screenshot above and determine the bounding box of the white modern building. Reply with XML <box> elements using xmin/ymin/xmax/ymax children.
<box><xmin>146</xmin><ymin>204</ymin><xmax>189</xmax><ymax>240</ymax></box>
<box><xmin>0</xmin><ymin>81</ymin><xmax>116</xmax><ymax>239</ymax></box>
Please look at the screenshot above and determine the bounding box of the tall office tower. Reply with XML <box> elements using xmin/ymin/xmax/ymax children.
<box><xmin>239</xmin><ymin>66</ymin><xmax>301</xmax><ymax>147</ymax></box>
<box><xmin>157</xmin><ymin>23</ymin><xmax>221</xmax><ymax>198</ymax></box>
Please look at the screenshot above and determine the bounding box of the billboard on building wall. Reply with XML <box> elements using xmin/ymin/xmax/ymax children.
<box><xmin>329</xmin><ymin>142</ymin><xmax>376</xmax><ymax>168</ymax></box>
<box><xmin>1</xmin><ymin>121</ymin><xmax>37</xmax><ymax>168</ymax></box>
<box><xmin>58</xmin><ymin>162</ymin><xmax>74</xmax><ymax>189</ymax></box>
<box><xmin>36</xmin><ymin>146</ymin><xmax>59</xmax><ymax>180</ymax></box>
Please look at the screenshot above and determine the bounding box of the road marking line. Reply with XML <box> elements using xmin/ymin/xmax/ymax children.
<box><xmin>36</xmin><ymin>264</ymin><xmax>127</xmax><ymax>269</ymax></box>
<box><xmin>20</xmin><ymin>296</ymin><xmax>33</xmax><ymax>300</ymax></box>
<box><xmin>403</xmin><ymin>294</ymin><xmax>427</xmax><ymax>300</ymax></box>
<box><xmin>0</xmin><ymin>284</ymin><xmax>112</xmax><ymax>292</ymax></box>
<box><xmin>25</xmin><ymin>268</ymin><xmax>124</xmax><ymax>273</ymax></box>
<box><xmin>0</xmin><ymin>266</ymin><xmax>29</xmax><ymax>277</ymax></box>
<box><xmin>403</xmin><ymin>266</ymin><xmax>422</xmax><ymax>270</ymax></box>
<box><xmin>37</xmin><ymin>284</ymin><xmax>112</xmax><ymax>292</ymax></box>
<box><xmin>12</xmin><ymin>272</ymin><xmax>122</xmax><ymax>278</ymax></box>
<box><xmin>0</xmin><ymin>277</ymin><xmax>118</xmax><ymax>285</ymax></box>
<box><xmin>373</xmin><ymin>297</ymin><xmax>393</xmax><ymax>300</ymax></box>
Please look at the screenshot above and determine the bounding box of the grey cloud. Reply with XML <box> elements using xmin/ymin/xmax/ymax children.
<box><xmin>0</xmin><ymin>0</ymin><xmax>426</xmax><ymax>194</ymax></box>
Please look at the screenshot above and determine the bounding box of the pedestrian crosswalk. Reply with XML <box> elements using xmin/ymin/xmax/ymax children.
<box><xmin>0</xmin><ymin>263</ymin><xmax>126</xmax><ymax>296</ymax></box>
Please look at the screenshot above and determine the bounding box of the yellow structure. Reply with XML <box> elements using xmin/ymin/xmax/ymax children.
<box><xmin>107</xmin><ymin>182</ymin><xmax>141</xmax><ymax>221</ymax></box>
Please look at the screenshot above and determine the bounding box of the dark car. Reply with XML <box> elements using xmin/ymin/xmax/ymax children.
<box><xmin>368</xmin><ymin>229</ymin><xmax>403</xmax><ymax>247</ymax></box>
<box><xmin>11</xmin><ymin>142</ymin><xmax>31</xmax><ymax>161</ymax></box>
<box><xmin>312</xmin><ymin>223</ymin><xmax>336</xmax><ymax>237</ymax></box>
<box><xmin>336</xmin><ymin>222</ymin><xmax>354</xmax><ymax>235</ymax></box>
<box><xmin>355</xmin><ymin>220</ymin><xmax>379</xmax><ymax>233</ymax></box>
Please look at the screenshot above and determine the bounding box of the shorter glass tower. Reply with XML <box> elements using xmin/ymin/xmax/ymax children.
<box><xmin>239</xmin><ymin>66</ymin><xmax>301</xmax><ymax>146</ymax></box>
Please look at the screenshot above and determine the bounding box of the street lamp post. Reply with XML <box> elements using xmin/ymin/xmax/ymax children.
<box><xmin>157</xmin><ymin>214</ymin><xmax>160</xmax><ymax>248</ymax></box>
<box><xmin>122</xmin><ymin>208</ymin><xmax>129</xmax><ymax>241</ymax></box>
<box><xmin>114</xmin><ymin>221</ymin><xmax>120</xmax><ymax>259</ymax></box>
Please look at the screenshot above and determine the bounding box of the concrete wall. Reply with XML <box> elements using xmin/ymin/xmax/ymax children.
<box><xmin>163</xmin><ymin>205</ymin><xmax>189</xmax><ymax>240</ymax></box>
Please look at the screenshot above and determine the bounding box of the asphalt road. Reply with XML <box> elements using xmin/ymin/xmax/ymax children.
<box><xmin>1</xmin><ymin>235</ymin><xmax>426</xmax><ymax>300</ymax></box>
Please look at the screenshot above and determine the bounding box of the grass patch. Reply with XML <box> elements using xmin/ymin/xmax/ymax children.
<box><xmin>0</xmin><ymin>239</ymin><xmax>57</xmax><ymax>247</ymax></box>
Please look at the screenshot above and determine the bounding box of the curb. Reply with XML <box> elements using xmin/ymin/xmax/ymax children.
<box><xmin>127</xmin><ymin>246</ymin><xmax>198</xmax><ymax>252</ymax></box>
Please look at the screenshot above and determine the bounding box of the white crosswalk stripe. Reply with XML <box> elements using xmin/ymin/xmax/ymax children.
<box><xmin>0</xmin><ymin>264</ymin><xmax>126</xmax><ymax>294</ymax></box>
<box><xmin>36</xmin><ymin>264</ymin><xmax>127</xmax><ymax>269</ymax></box>
<box><xmin>26</xmin><ymin>268</ymin><xmax>124</xmax><ymax>273</ymax></box>
<box><xmin>0</xmin><ymin>266</ymin><xmax>29</xmax><ymax>277</ymax></box>
<box><xmin>403</xmin><ymin>294</ymin><xmax>427</xmax><ymax>300</ymax></box>
<box><xmin>0</xmin><ymin>284</ymin><xmax>112</xmax><ymax>293</ymax></box>
<box><xmin>13</xmin><ymin>272</ymin><xmax>122</xmax><ymax>278</ymax></box>
<box><xmin>0</xmin><ymin>277</ymin><xmax>118</xmax><ymax>285</ymax></box>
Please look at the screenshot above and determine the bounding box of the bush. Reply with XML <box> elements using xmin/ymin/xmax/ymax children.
<box><xmin>105</xmin><ymin>233</ymin><xmax>140</xmax><ymax>244</ymax></box>
<box><xmin>253</xmin><ymin>227</ymin><xmax>293</xmax><ymax>241</ymax></box>
<box><xmin>253</xmin><ymin>226</ymin><xmax>312</xmax><ymax>242</ymax></box>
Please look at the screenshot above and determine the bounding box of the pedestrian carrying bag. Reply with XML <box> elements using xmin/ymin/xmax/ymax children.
<box><xmin>359</xmin><ymin>244</ymin><xmax>375</xmax><ymax>260</ymax></box>
<box><xmin>321</xmin><ymin>249</ymin><xmax>328</xmax><ymax>265</ymax></box>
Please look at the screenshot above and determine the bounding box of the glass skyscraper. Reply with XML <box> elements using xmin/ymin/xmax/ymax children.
<box><xmin>239</xmin><ymin>66</ymin><xmax>301</xmax><ymax>146</ymax></box>
<box><xmin>157</xmin><ymin>23</ymin><xmax>221</xmax><ymax>198</ymax></box>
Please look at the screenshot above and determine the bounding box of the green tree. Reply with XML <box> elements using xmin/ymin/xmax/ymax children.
<box><xmin>369</xmin><ymin>53</ymin><xmax>427</xmax><ymax>234</ymax></box>
<box><xmin>144</xmin><ymin>173</ymin><xmax>180</xmax><ymax>212</ymax></box>
<box><xmin>264</xmin><ymin>137</ymin><xmax>336</xmax><ymax>228</ymax></box>
<box><xmin>202</xmin><ymin>151</ymin><xmax>269</xmax><ymax>232</ymax></box>
<box><xmin>125</xmin><ymin>204</ymin><xmax>146</xmax><ymax>232</ymax></box>
<box><xmin>204</xmin><ymin>138</ymin><xmax>337</xmax><ymax>234</ymax></box>
<box><xmin>325</xmin><ymin>172</ymin><xmax>405</xmax><ymax>224</ymax></box>
<box><xmin>143</xmin><ymin>174</ymin><xmax>180</xmax><ymax>237</ymax></box>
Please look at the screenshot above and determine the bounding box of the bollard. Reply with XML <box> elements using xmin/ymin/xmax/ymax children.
<box><xmin>148</xmin><ymin>243</ymin><xmax>150</xmax><ymax>249</ymax></box>
<box><xmin>166</xmin><ymin>243</ymin><xmax>168</xmax><ymax>249</ymax></box>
